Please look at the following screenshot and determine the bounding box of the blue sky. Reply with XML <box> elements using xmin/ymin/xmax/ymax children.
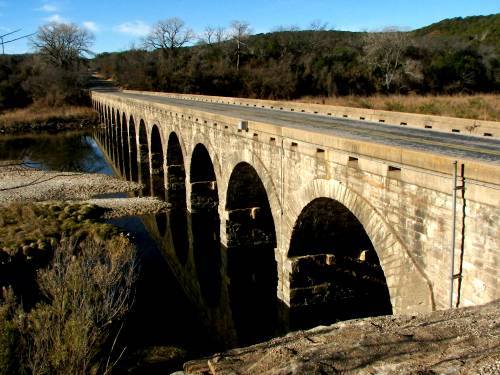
<box><xmin>1</xmin><ymin>0</ymin><xmax>498</xmax><ymax>55</ymax></box>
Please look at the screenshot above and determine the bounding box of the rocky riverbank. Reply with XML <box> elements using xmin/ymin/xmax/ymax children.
<box><xmin>184</xmin><ymin>300</ymin><xmax>500</xmax><ymax>374</ymax></box>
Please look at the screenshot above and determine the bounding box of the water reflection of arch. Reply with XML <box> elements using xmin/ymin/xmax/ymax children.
<box><xmin>190</xmin><ymin>143</ymin><xmax>221</xmax><ymax>307</ymax></box>
<box><xmin>225</xmin><ymin>161</ymin><xmax>279</xmax><ymax>346</ymax></box>
<box><xmin>128</xmin><ymin>115</ymin><xmax>139</xmax><ymax>183</ymax></box>
<box><xmin>138</xmin><ymin>119</ymin><xmax>151</xmax><ymax>196</ymax></box>
<box><xmin>166</xmin><ymin>131</ymin><xmax>189</xmax><ymax>264</ymax></box>
<box><xmin>286</xmin><ymin>179</ymin><xmax>433</xmax><ymax>322</ymax></box>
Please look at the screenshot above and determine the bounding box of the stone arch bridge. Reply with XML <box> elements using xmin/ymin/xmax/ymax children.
<box><xmin>91</xmin><ymin>90</ymin><xmax>500</xmax><ymax>345</ymax></box>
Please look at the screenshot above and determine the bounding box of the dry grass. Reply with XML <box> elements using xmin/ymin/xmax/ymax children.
<box><xmin>297</xmin><ymin>94</ymin><xmax>500</xmax><ymax>121</ymax></box>
<box><xmin>0</xmin><ymin>105</ymin><xmax>97</xmax><ymax>133</ymax></box>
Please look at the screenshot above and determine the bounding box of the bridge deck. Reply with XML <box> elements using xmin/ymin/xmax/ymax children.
<box><xmin>109</xmin><ymin>91</ymin><xmax>500</xmax><ymax>163</ymax></box>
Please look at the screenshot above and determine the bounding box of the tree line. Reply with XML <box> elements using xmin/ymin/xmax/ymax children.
<box><xmin>0</xmin><ymin>14</ymin><xmax>498</xmax><ymax>112</ymax></box>
<box><xmin>94</xmin><ymin>15</ymin><xmax>499</xmax><ymax>99</ymax></box>
<box><xmin>0</xmin><ymin>22</ymin><xmax>94</xmax><ymax>111</ymax></box>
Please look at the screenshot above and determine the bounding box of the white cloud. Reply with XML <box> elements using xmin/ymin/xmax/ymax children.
<box><xmin>114</xmin><ymin>20</ymin><xmax>150</xmax><ymax>37</ymax></box>
<box><xmin>37</xmin><ymin>4</ymin><xmax>59</xmax><ymax>12</ymax></box>
<box><xmin>44</xmin><ymin>13</ymin><xmax>68</xmax><ymax>23</ymax></box>
<box><xmin>83</xmin><ymin>21</ymin><xmax>99</xmax><ymax>32</ymax></box>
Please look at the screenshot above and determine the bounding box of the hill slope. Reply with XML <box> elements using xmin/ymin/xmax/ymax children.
<box><xmin>414</xmin><ymin>13</ymin><xmax>500</xmax><ymax>51</ymax></box>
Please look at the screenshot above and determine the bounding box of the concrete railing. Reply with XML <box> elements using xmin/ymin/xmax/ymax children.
<box><xmin>124</xmin><ymin>90</ymin><xmax>500</xmax><ymax>139</ymax></box>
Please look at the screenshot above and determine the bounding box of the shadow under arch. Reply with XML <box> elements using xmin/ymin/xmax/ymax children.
<box><xmin>288</xmin><ymin>197</ymin><xmax>392</xmax><ymax>330</ymax></box>
<box><xmin>286</xmin><ymin>179</ymin><xmax>434</xmax><ymax>316</ymax></box>
<box><xmin>225</xmin><ymin>162</ymin><xmax>278</xmax><ymax>346</ymax></box>
<box><xmin>190</xmin><ymin>143</ymin><xmax>221</xmax><ymax>307</ymax></box>
<box><xmin>128</xmin><ymin>115</ymin><xmax>139</xmax><ymax>182</ymax></box>
<box><xmin>166</xmin><ymin>132</ymin><xmax>189</xmax><ymax>264</ymax></box>
<box><xmin>138</xmin><ymin>119</ymin><xmax>151</xmax><ymax>197</ymax></box>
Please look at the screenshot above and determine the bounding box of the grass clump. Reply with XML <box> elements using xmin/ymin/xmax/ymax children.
<box><xmin>0</xmin><ymin>202</ymin><xmax>116</xmax><ymax>262</ymax></box>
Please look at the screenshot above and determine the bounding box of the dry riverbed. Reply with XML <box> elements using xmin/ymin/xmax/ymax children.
<box><xmin>0</xmin><ymin>161</ymin><xmax>168</xmax><ymax>216</ymax></box>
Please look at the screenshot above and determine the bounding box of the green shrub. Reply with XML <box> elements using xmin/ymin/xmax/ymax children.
<box><xmin>0</xmin><ymin>236</ymin><xmax>137</xmax><ymax>374</ymax></box>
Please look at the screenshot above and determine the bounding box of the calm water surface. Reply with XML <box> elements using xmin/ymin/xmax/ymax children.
<box><xmin>0</xmin><ymin>131</ymin><xmax>284</xmax><ymax>371</ymax></box>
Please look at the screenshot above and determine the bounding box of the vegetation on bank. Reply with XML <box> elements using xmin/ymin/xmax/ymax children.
<box><xmin>297</xmin><ymin>93</ymin><xmax>500</xmax><ymax>121</ymax></box>
<box><xmin>0</xmin><ymin>202</ymin><xmax>137</xmax><ymax>374</ymax></box>
<box><xmin>0</xmin><ymin>105</ymin><xmax>98</xmax><ymax>134</ymax></box>
<box><xmin>0</xmin><ymin>23</ymin><xmax>95</xmax><ymax>131</ymax></box>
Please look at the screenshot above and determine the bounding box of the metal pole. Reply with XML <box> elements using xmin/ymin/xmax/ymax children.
<box><xmin>1</xmin><ymin>37</ymin><xmax>4</xmax><ymax>55</ymax></box>
<box><xmin>450</xmin><ymin>160</ymin><xmax>458</xmax><ymax>309</ymax></box>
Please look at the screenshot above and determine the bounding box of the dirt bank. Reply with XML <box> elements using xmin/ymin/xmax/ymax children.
<box><xmin>185</xmin><ymin>300</ymin><xmax>500</xmax><ymax>374</ymax></box>
<box><xmin>0</xmin><ymin>105</ymin><xmax>98</xmax><ymax>134</ymax></box>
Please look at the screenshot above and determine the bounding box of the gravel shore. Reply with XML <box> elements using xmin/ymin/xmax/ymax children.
<box><xmin>0</xmin><ymin>162</ymin><xmax>167</xmax><ymax>216</ymax></box>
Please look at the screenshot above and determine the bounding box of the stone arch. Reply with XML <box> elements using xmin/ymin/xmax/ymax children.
<box><xmin>150</xmin><ymin>124</ymin><xmax>167</xmax><ymax>236</ymax></box>
<box><xmin>121</xmin><ymin>112</ymin><xmax>131</xmax><ymax>180</ymax></box>
<box><xmin>166</xmin><ymin>131</ymin><xmax>189</xmax><ymax>264</ymax></box>
<box><xmin>225</xmin><ymin>162</ymin><xmax>279</xmax><ymax>346</ymax></box>
<box><xmin>184</xmin><ymin>134</ymin><xmax>223</xmax><ymax>207</ymax></box>
<box><xmin>190</xmin><ymin>143</ymin><xmax>221</xmax><ymax>307</ymax></box>
<box><xmin>107</xmin><ymin>106</ymin><xmax>113</xmax><ymax>156</ymax></box>
<box><xmin>221</xmin><ymin>152</ymin><xmax>282</xmax><ymax>246</ymax></box>
<box><xmin>286</xmin><ymin>179</ymin><xmax>433</xmax><ymax>316</ymax></box>
<box><xmin>166</xmin><ymin>132</ymin><xmax>187</xmax><ymax>207</ymax></box>
<box><xmin>287</xmin><ymin>197</ymin><xmax>392</xmax><ymax>329</ymax></box>
<box><xmin>128</xmin><ymin>115</ymin><xmax>139</xmax><ymax>182</ymax></box>
<box><xmin>138</xmin><ymin>119</ymin><xmax>151</xmax><ymax>196</ymax></box>
<box><xmin>111</xmin><ymin>108</ymin><xmax>118</xmax><ymax>163</ymax></box>
<box><xmin>150</xmin><ymin>125</ymin><xmax>166</xmax><ymax>200</ymax></box>
<box><xmin>116</xmin><ymin>109</ymin><xmax>124</xmax><ymax>175</ymax></box>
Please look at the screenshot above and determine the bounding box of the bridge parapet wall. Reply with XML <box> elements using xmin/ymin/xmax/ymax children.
<box><xmin>124</xmin><ymin>90</ymin><xmax>500</xmax><ymax>139</ymax></box>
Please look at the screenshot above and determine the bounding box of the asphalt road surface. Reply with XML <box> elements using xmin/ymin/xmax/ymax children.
<box><xmin>107</xmin><ymin>91</ymin><xmax>500</xmax><ymax>164</ymax></box>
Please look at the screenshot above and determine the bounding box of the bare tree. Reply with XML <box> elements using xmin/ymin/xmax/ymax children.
<box><xmin>200</xmin><ymin>25</ymin><xmax>227</xmax><ymax>45</ymax></box>
<box><xmin>309</xmin><ymin>19</ymin><xmax>328</xmax><ymax>31</ymax></box>
<box><xmin>144</xmin><ymin>17</ymin><xmax>194</xmax><ymax>53</ymax></box>
<box><xmin>30</xmin><ymin>22</ymin><xmax>94</xmax><ymax>69</ymax></box>
<box><xmin>229</xmin><ymin>20</ymin><xmax>251</xmax><ymax>71</ymax></box>
<box><xmin>214</xmin><ymin>26</ymin><xmax>227</xmax><ymax>44</ymax></box>
<box><xmin>363</xmin><ymin>28</ymin><xmax>410</xmax><ymax>91</ymax></box>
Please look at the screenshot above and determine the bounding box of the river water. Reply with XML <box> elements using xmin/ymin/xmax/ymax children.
<box><xmin>0</xmin><ymin>131</ymin><xmax>288</xmax><ymax>371</ymax></box>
